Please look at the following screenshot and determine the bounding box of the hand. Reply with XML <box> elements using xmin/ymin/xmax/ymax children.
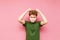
<box><xmin>28</xmin><ymin>8</ymin><xmax>32</xmax><ymax>11</ymax></box>
<box><xmin>26</xmin><ymin>8</ymin><xmax>32</xmax><ymax>12</ymax></box>
<box><xmin>24</xmin><ymin>8</ymin><xmax>32</xmax><ymax>14</ymax></box>
<box><xmin>35</xmin><ymin>9</ymin><xmax>40</xmax><ymax>12</ymax></box>
<box><xmin>35</xmin><ymin>9</ymin><xmax>43</xmax><ymax>14</ymax></box>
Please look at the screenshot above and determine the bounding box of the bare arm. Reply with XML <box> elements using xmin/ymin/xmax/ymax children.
<box><xmin>18</xmin><ymin>8</ymin><xmax>31</xmax><ymax>24</ymax></box>
<box><xmin>36</xmin><ymin>9</ymin><xmax>48</xmax><ymax>25</ymax></box>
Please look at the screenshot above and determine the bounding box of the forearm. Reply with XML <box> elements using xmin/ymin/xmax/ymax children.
<box><xmin>18</xmin><ymin>8</ymin><xmax>31</xmax><ymax>21</ymax></box>
<box><xmin>39</xmin><ymin>11</ymin><xmax>47</xmax><ymax>22</ymax></box>
<box><xmin>36</xmin><ymin>9</ymin><xmax>48</xmax><ymax>23</ymax></box>
<box><xmin>18</xmin><ymin>10</ymin><xmax>27</xmax><ymax>20</ymax></box>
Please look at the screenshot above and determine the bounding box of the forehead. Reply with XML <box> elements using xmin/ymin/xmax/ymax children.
<box><xmin>29</xmin><ymin>15</ymin><xmax>36</xmax><ymax>18</ymax></box>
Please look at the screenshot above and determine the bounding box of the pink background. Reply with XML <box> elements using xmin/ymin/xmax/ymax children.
<box><xmin>0</xmin><ymin>0</ymin><xmax>60</xmax><ymax>40</ymax></box>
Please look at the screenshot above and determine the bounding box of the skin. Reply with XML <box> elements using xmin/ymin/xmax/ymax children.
<box><xmin>18</xmin><ymin>8</ymin><xmax>48</xmax><ymax>26</ymax></box>
<box><xmin>29</xmin><ymin>15</ymin><xmax>36</xmax><ymax>19</ymax></box>
<box><xmin>29</xmin><ymin>15</ymin><xmax>37</xmax><ymax>22</ymax></box>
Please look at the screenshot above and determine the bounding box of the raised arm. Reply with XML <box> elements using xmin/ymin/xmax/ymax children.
<box><xmin>18</xmin><ymin>8</ymin><xmax>31</xmax><ymax>24</ymax></box>
<box><xmin>36</xmin><ymin>9</ymin><xmax>48</xmax><ymax>25</ymax></box>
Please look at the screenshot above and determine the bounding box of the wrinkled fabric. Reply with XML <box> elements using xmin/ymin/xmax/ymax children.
<box><xmin>23</xmin><ymin>21</ymin><xmax>41</xmax><ymax>40</ymax></box>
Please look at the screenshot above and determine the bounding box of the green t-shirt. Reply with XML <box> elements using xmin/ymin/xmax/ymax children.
<box><xmin>23</xmin><ymin>21</ymin><xmax>42</xmax><ymax>40</ymax></box>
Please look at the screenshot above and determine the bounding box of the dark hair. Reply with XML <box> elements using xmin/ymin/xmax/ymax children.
<box><xmin>29</xmin><ymin>10</ymin><xmax>38</xmax><ymax>16</ymax></box>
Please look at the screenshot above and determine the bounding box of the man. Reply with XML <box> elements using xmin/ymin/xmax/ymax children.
<box><xmin>18</xmin><ymin>8</ymin><xmax>48</xmax><ymax>40</ymax></box>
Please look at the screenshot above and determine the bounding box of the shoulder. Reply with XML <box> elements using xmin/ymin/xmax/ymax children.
<box><xmin>23</xmin><ymin>21</ymin><xmax>30</xmax><ymax>27</ymax></box>
<box><xmin>37</xmin><ymin>21</ymin><xmax>43</xmax><ymax>27</ymax></box>
<box><xmin>23</xmin><ymin>20</ymin><xmax>30</xmax><ymax>24</ymax></box>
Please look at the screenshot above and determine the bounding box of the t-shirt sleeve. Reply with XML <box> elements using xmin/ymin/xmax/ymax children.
<box><xmin>23</xmin><ymin>21</ymin><xmax>27</xmax><ymax>27</ymax></box>
<box><xmin>38</xmin><ymin>21</ymin><xmax>43</xmax><ymax>27</ymax></box>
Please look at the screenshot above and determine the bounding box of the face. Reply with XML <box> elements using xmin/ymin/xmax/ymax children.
<box><xmin>29</xmin><ymin>15</ymin><xmax>37</xmax><ymax>23</ymax></box>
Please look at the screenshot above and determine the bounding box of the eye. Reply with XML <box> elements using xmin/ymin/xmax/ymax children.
<box><xmin>32</xmin><ymin>17</ymin><xmax>35</xmax><ymax>18</ymax></box>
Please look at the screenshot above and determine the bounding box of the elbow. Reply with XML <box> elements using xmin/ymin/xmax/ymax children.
<box><xmin>18</xmin><ymin>18</ymin><xmax>23</xmax><ymax>23</ymax></box>
<box><xmin>18</xmin><ymin>19</ymin><xmax>20</xmax><ymax>23</ymax></box>
<box><xmin>44</xmin><ymin>21</ymin><xmax>48</xmax><ymax>24</ymax></box>
<box><xmin>18</xmin><ymin>17</ymin><xmax>22</xmax><ymax>21</ymax></box>
<box><xmin>18</xmin><ymin>18</ymin><xmax>21</xmax><ymax>22</ymax></box>
<box><xmin>18</xmin><ymin>19</ymin><xmax>22</xmax><ymax>23</ymax></box>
